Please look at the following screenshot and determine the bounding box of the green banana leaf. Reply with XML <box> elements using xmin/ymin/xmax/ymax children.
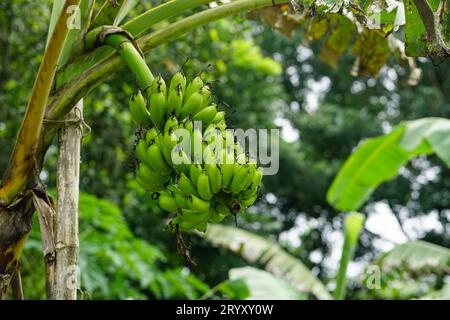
<box><xmin>327</xmin><ymin>117</ymin><xmax>450</xmax><ymax>211</ymax></box>
<box><xmin>376</xmin><ymin>240</ymin><xmax>450</xmax><ymax>272</ymax></box>
<box><xmin>202</xmin><ymin>224</ymin><xmax>332</xmax><ymax>300</ymax></box>
<box><xmin>228</xmin><ymin>267</ymin><xmax>303</xmax><ymax>300</ymax></box>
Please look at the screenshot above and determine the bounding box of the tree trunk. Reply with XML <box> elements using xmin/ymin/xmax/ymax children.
<box><xmin>53</xmin><ymin>100</ymin><xmax>83</xmax><ymax>300</ymax></box>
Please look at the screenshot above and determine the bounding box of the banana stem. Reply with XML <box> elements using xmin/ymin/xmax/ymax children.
<box><xmin>48</xmin><ymin>0</ymin><xmax>289</xmax><ymax>122</ymax></box>
<box><xmin>58</xmin><ymin>0</ymin><xmax>212</xmax><ymax>88</ymax></box>
<box><xmin>104</xmin><ymin>33</ymin><xmax>154</xmax><ymax>90</ymax></box>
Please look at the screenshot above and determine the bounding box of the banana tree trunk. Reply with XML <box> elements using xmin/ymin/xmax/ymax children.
<box><xmin>53</xmin><ymin>100</ymin><xmax>83</xmax><ymax>300</ymax></box>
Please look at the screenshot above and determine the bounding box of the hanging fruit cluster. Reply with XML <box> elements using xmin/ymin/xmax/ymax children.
<box><xmin>129</xmin><ymin>72</ymin><xmax>263</xmax><ymax>232</ymax></box>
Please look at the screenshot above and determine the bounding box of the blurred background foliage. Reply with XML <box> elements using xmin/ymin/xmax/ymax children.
<box><xmin>0</xmin><ymin>0</ymin><xmax>448</xmax><ymax>299</ymax></box>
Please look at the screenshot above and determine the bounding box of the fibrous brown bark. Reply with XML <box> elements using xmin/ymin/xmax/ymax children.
<box><xmin>53</xmin><ymin>101</ymin><xmax>83</xmax><ymax>300</ymax></box>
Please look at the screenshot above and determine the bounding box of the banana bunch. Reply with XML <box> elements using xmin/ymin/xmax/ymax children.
<box><xmin>129</xmin><ymin>73</ymin><xmax>263</xmax><ymax>232</ymax></box>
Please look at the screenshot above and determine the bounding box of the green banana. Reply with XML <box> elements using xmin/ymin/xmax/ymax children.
<box><xmin>193</xmin><ymin>105</ymin><xmax>218</xmax><ymax>126</ymax></box>
<box><xmin>174</xmin><ymin>192</ymin><xmax>189</xmax><ymax>209</ymax></box>
<box><xmin>180</xmin><ymin>91</ymin><xmax>203</xmax><ymax>119</ymax></box>
<box><xmin>164</xmin><ymin>116</ymin><xmax>179</xmax><ymax>135</ymax></box>
<box><xmin>172</xmin><ymin>149</ymin><xmax>191</xmax><ymax>176</ymax></box>
<box><xmin>136</xmin><ymin>139</ymin><xmax>149</xmax><ymax>165</ymax></box>
<box><xmin>199</xmin><ymin>85</ymin><xmax>212</xmax><ymax>110</ymax></box>
<box><xmin>178</xmin><ymin>173</ymin><xmax>198</xmax><ymax>197</ymax></box>
<box><xmin>129</xmin><ymin>90</ymin><xmax>151</xmax><ymax>126</ymax></box>
<box><xmin>209</xmin><ymin>207</ymin><xmax>226</xmax><ymax>223</ymax></box>
<box><xmin>197</xmin><ymin>172</ymin><xmax>213</xmax><ymax>201</ymax></box>
<box><xmin>184</xmin><ymin>76</ymin><xmax>203</xmax><ymax>100</ymax></box>
<box><xmin>169</xmin><ymin>72</ymin><xmax>187</xmax><ymax>93</ymax></box>
<box><xmin>166</xmin><ymin>86</ymin><xmax>183</xmax><ymax>117</ymax></box>
<box><xmin>230</xmin><ymin>164</ymin><xmax>249</xmax><ymax>195</ymax></box>
<box><xmin>136</xmin><ymin>175</ymin><xmax>164</xmax><ymax>192</ymax></box>
<box><xmin>180</xmin><ymin>208</ymin><xmax>209</xmax><ymax>224</ymax></box>
<box><xmin>190</xmin><ymin>129</ymin><xmax>203</xmax><ymax>163</ymax></box>
<box><xmin>149</xmin><ymin>91</ymin><xmax>167</xmax><ymax>129</ymax></box>
<box><xmin>159</xmin><ymin>191</ymin><xmax>178</xmax><ymax>212</ymax></box>
<box><xmin>188</xmin><ymin>195</ymin><xmax>211</xmax><ymax>212</ymax></box>
<box><xmin>244</xmin><ymin>162</ymin><xmax>257</xmax><ymax>189</ymax></box>
<box><xmin>251</xmin><ymin>167</ymin><xmax>263</xmax><ymax>192</ymax></box>
<box><xmin>206</xmin><ymin>163</ymin><xmax>222</xmax><ymax>194</ymax></box>
<box><xmin>213</xmin><ymin>111</ymin><xmax>226</xmax><ymax>124</ymax></box>
<box><xmin>189</xmin><ymin>163</ymin><xmax>203</xmax><ymax>187</ymax></box>
<box><xmin>137</xmin><ymin>163</ymin><xmax>170</xmax><ymax>185</ymax></box>
<box><xmin>145</xmin><ymin>127</ymin><xmax>159</xmax><ymax>144</ymax></box>
<box><xmin>147</xmin><ymin>143</ymin><xmax>171</xmax><ymax>175</ymax></box>
<box><xmin>221</xmin><ymin>163</ymin><xmax>235</xmax><ymax>191</ymax></box>
<box><xmin>240</xmin><ymin>194</ymin><xmax>258</xmax><ymax>208</ymax></box>
<box><xmin>215</xmin><ymin>202</ymin><xmax>230</xmax><ymax>216</ymax></box>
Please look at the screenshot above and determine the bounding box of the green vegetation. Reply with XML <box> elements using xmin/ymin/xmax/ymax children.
<box><xmin>0</xmin><ymin>0</ymin><xmax>449</xmax><ymax>300</ymax></box>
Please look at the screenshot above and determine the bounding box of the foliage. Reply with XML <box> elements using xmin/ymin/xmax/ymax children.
<box><xmin>327</xmin><ymin>118</ymin><xmax>450</xmax><ymax>211</ymax></box>
<box><xmin>21</xmin><ymin>192</ymin><xmax>209</xmax><ymax>300</ymax></box>
<box><xmin>356</xmin><ymin>241</ymin><xmax>450</xmax><ymax>299</ymax></box>
<box><xmin>202</xmin><ymin>224</ymin><xmax>332</xmax><ymax>299</ymax></box>
<box><xmin>1</xmin><ymin>0</ymin><xmax>449</xmax><ymax>300</ymax></box>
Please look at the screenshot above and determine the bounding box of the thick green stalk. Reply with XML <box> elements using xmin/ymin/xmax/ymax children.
<box><xmin>104</xmin><ymin>33</ymin><xmax>154</xmax><ymax>89</ymax></box>
<box><xmin>56</xmin><ymin>0</ymin><xmax>211</xmax><ymax>88</ymax></box>
<box><xmin>48</xmin><ymin>0</ymin><xmax>288</xmax><ymax>122</ymax></box>
<box><xmin>334</xmin><ymin>212</ymin><xmax>365</xmax><ymax>300</ymax></box>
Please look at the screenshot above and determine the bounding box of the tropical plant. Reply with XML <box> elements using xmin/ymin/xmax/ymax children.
<box><xmin>1</xmin><ymin>0</ymin><xmax>449</xmax><ymax>300</ymax></box>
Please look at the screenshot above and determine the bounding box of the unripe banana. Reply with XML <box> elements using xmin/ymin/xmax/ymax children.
<box><xmin>240</xmin><ymin>194</ymin><xmax>258</xmax><ymax>208</ymax></box>
<box><xmin>178</xmin><ymin>173</ymin><xmax>199</xmax><ymax>197</ymax></box>
<box><xmin>137</xmin><ymin>163</ymin><xmax>170</xmax><ymax>186</ymax></box>
<box><xmin>145</xmin><ymin>127</ymin><xmax>159</xmax><ymax>144</ymax></box>
<box><xmin>136</xmin><ymin>139</ymin><xmax>149</xmax><ymax>165</ymax></box>
<box><xmin>199</xmin><ymin>85</ymin><xmax>212</xmax><ymax>110</ymax></box>
<box><xmin>159</xmin><ymin>191</ymin><xmax>178</xmax><ymax>212</ymax></box>
<box><xmin>161</xmin><ymin>132</ymin><xmax>176</xmax><ymax>166</ymax></box>
<box><xmin>174</xmin><ymin>192</ymin><xmax>190</xmax><ymax>209</ymax></box>
<box><xmin>190</xmin><ymin>129</ymin><xmax>203</xmax><ymax>163</ymax></box>
<box><xmin>182</xmin><ymin>119</ymin><xmax>194</xmax><ymax>133</ymax></box>
<box><xmin>215</xmin><ymin>202</ymin><xmax>231</xmax><ymax>216</ymax></box>
<box><xmin>230</xmin><ymin>164</ymin><xmax>249</xmax><ymax>195</ymax></box>
<box><xmin>197</xmin><ymin>172</ymin><xmax>213</xmax><ymax>200</ymax></box>
<box><xmin>136</xmin><ymin>174</ymin><xmax>164</xmax><ymax>192</ymax></box>
<box><xmin>172</xmin><ymin>149</ymin><xmax>191</xmax><ymax>176</ymax></box>
<box><xmin>251</xmin><ymin>167</ymin><xmax>263</xmax><ymax>192</ymax></box>
<box><xmin>244</xmin><ymin>162</ymin><xmax>257</xmax><ymax>190</ymax></box>
<box><xmin>147</xmin><ymin>143</ymin><xmax>171</xmax><ymax>175</ymax></box>
<box><xmin>189</xmin><ymin>163</ymin><xmax>203</xmax><ymax>187</ymax></box>
<box><xmin>149</xmin><ymin>90</ymin><xmax>167</xmax><ymax>130</ymax></box>
<box><xmin>188</xmin><ymin>195</ymin><xmax>211</xmax><ymax>212</ymax></box>
<box><xmin>193</xmin><ymin>105</ymin><xmax>218</xmax><ymax>127</ymax></box>
<box><xmin>180</xmin><ymin>208</ymin><xmax>210</xmax><ymax>224</ymax></box>
<box><xmin>166</xmin><ymin>86</ymin><xmax>183</xmax><ymax>117</ymax></box>
<box><xmin>221</xmin><ymin>163</ymin><xmax>235</xmax><ymax>191</ymax></box>
<box><xmin>206</xmin><ymin>163</ymin><xmax>222</xmax><ymax>194</ymax></box>
<box><xmin>184</xmin><ymin>76</ymin><xmax>203</xmax><ymax>100</ymax></box>
<box><xmin>169</xmin><ymin>72</ymin><xmax>187</xmax><ymax>93</ymax></box>
<box><xmin>179</xmin><ymin>92</ymin><xmax>203</xmax><ymax>119</ymax></box>
<box><xmin>151</xmin><ymin>74</ymin><xmax>167</xmax><ymax>94</ymax></box>
<box><xmin>213</xmin><ymin>111</ymin><xmax>226</xmax><ymax>124</ymax></box>
<box><xmin>209</xmin><ymin>207</ymin><xmax>226</xmax><ymax>223</ymax></box>
<box><xmin>164</xmin><ymin>116</ymin><xmax>179</xmax><ymax>136</ymax></box>
<box><xmin>129</xmin><ymin>90</ymin><xmax>152</xmax><ymax>126</ymax></box>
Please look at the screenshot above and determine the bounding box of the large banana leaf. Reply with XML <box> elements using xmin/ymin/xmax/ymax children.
<box><xmin>376</xmin><ymin>240</ymin><xmax>450</xmax><ymax>272</ymax></box>
<box><xmin>202</xmin><ymin>224</ymin><xmax>332</xmax><ymax>300</ymax></box>
<box><xmin>229</xmin><ymin>267</ymin><xmax>302</xmax><ymax>300</ymax></box>
<box><xmin>327</xmin><ymin>117</ymin><xmax>450</xmax><ymax>211</ymax></box>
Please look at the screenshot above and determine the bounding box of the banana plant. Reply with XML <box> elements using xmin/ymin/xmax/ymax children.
<box><xmin>327</xmin><ymin>118</ymin><xmax>450</xmax><ymax>212</ymax></box>
<box><xmin>1</xmin><ymin>0</ymin><xmax>449</xmax><ymax>300</ymax></box>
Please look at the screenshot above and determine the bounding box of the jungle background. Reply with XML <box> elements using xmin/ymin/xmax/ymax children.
<box><xmin>0</xmin><ymin>0</ymin><xmax>448</xmax><ymax>299</ymax></box>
